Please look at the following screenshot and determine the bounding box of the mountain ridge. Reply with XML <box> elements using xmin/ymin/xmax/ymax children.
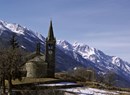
<box><xmin>0</xmin><ymin>20</ymin><xmax>130</xmax><ymax>87</ymax></box>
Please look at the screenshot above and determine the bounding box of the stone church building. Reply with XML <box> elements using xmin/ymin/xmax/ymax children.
<box><xmin>25</xmin><ymin>21</ymin><xmax>56</xmax><ymax>78</ymax></box>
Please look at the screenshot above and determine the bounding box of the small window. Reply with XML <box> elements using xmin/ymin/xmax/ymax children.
<box><xmin>48</xmin><ymin>44</ymin><xmax>53</xmax><ymax>49</ymax></box>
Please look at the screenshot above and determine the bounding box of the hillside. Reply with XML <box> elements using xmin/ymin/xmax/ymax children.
<box><xmin>0</xmin><ymin>20</ymin><xmax>130</xmax><ymax>88</ymax></box>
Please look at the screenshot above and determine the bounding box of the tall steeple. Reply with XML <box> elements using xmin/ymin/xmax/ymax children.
<box><xmin>45</xmin><ymin>20</ymin><xmax>56</xmax><ymax>78</ymax></box>
<box><xmin>47</xmin><ymin>20</ymin><xmax>55</xmax><ymax>41</ymax></box>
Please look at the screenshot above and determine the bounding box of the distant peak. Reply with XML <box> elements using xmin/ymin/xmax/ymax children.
<box><xmin>57</xmin><ymin>40</ymin><xmax>70</xmax><ymax>45</ymax></box>
<box><xmin>57</xmin><ymin>40</ymin><xmax>73</xmax><ymax>50</ymax></box>
<box><xmin>0</xmin><ymin>20</ymin><xmax>27</xmax><ymax>35</ymax></box>
<box><xmin>0</xmin><ymin>20</ymin><xmax>3</xmax><ymax>23</ymax></box>
<box><xmin>73</xmin><ymin>41</ymin><xmax>79</xmax><ymax>45</ymax></box>
<box><xmin>73</xmin><ymin>41</ymin><xmax>89</xmax><ymax>47</ymax></box>
<box><xmin>0</xmin><ymin>20</ymin><xmax>7</xmax><ymax>25</ymax></box>
<box><xmin>0</xmin><ymin>19</ymin><xmax>5</xmax><ymax>22</ymax></box>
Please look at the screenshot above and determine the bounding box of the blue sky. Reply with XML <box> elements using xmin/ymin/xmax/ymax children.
<box><xmin>0</xmin><ymin>0</ymin><xmax>130</xmax><ymax>62</ymax></box>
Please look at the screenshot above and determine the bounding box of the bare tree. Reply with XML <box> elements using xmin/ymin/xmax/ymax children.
<box><xmin>0</xmin><ymin>50</ymin><xmax>7</xmax><ymax>94</ymax></box>
<box><xmin>0</xmin><ymin>34</ymin><xmax>25</xmax><ymax>95</ymax></box>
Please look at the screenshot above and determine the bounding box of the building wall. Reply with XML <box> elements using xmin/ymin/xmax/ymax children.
<box><xmin>26</xmin><ymin>61</ymin><xmax>47</xmax><ymax>78</ymax></box>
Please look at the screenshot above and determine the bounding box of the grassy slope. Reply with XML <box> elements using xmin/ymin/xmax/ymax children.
<box><xmin>5</xmin><ymin>77</ymin><xmax>60</xmax><ymax>86</ymax></box>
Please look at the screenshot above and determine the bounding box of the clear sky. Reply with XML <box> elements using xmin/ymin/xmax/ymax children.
<box><xmin>0</xmin><ymin>0</ymin><xmax>130</xmax><ymax>62</ymax></box>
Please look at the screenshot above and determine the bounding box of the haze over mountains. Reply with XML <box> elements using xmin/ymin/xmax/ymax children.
<box><xmin>0</xmin><ymin>20</ymin><xmax>130</xmax><ymax>87</ymax></box>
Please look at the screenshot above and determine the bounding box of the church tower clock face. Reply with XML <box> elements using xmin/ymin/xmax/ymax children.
<box><xmin>48</xmin><ymin>44</ymin><xmax>53</xmax><ymax>54</ymax></box>
<box><xmin>48</xmin><ymin>50</ymin><xmax>53</xmax><ymax>54</ymax></box>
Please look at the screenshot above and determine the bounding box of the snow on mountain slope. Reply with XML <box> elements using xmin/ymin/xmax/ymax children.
<box><xmin>57</xmin><ymin>40</ymin><xmax>73</xmax><ymax>50</ymax></box>
<box><xmin>0</xmin><ymin>21</ymin><xmax>7</xmax><ymax>31</ymax></box>
<box><xmin>112</xmin><ymin>56</ymin><xmax>130</xmax><ymax>73</ymax></box>
<box><xmin>57</xmin><ymin>40</ymin><xmax>130</xmax><ymax>73</ymax></box>
<box><xmin>0</xmin><ymin>20</ymin><xmax>45</xmax><ymax>51</ymax></box>
<box><xmin>72</xmin><ymin>42</ymin><xmax>130</xmax><ymax>73</ymax></box>
<box><xmin>0</xmin><ymin>20</ymin><xmax>130</xmax><ymax>87</ymax></box>
<box><xmin>0</xmin><ymin>20</ymin><xmax>90</xmax><ymax>72</ymax></box>
<box><xmin>0</xmin><ymin>20</ymin><xmax>25</xmax><ymax>35</ymax></box>
<box><xmin>57</xmin><ymin>40</ymin><xmax>130</xmax><ymax>87</ymax></box>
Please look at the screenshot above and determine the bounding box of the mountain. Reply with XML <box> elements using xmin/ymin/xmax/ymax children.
<box><xmin>57</xmin><ymin>40</ymin><xmax>130</xmax><ymax>74</ymax></box>
<box><xmin>57</xmin><ymin>40</ymin><xmax>130</xmax><ymax>87</ymax></box>
<box><xmin>0</xmin><ymin>20</ymin><xmax>130</xmax><ymax>87</ymax></box>
<box><xmin>0</xmin><ymin>20</ymin><xmax>87</xmax><ymax>71</ymax></box>
<box><xmin>0</xmin><ymin>20</ymin><xmax>45</xmax><ymax>51</ymax></box>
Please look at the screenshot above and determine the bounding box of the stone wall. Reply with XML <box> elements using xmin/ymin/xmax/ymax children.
<box><xmin>26</xmin><ymin>61</ymin><xmax>47</xmax><ymax>78</ymax></box>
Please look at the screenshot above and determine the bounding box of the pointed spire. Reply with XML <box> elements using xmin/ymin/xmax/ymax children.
<box><xmin>47</xmin><ymin>20</ymin><xmax>55</xmax><ymax>40</ymax></box>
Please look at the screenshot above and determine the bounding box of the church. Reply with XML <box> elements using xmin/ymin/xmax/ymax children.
<box><xmin>25</xmin><ymin>21</ymin><xmax>56</xmax><ymax>78</ymax></box>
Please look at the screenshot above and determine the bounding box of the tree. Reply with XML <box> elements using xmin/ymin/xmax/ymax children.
<box><xmin>0</xmin><ymin>50</ymin><xmax>7</xmax><ymax>94</ymax></box>
<box><xmin>0</xmin><ymin>34</ymin><xmax>25</xmax><ymax>95</ymax></box>
<box><xmin>104</xmin><ymin>71</ymin><xmax>116</xmax><ymax>86</ymax></box>
<box><xmin>10</xmin><ymin>34</ymin><xmax>19</xmax><ymax>49</ymax></box>
<box><xmin>67</xmin><ymin>67</ymin><xmax>95</xmax><ymax>82</ymax></box>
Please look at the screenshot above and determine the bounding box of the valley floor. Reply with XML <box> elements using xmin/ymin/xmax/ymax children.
<box><xmin>4</xmin><ymin>77</ymin><xmax>130</xmax><ymax>95</ymax></box>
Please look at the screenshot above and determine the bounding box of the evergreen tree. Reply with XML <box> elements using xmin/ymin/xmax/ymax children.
<box><xmin>10</xmin><ymin>34</ymin><xmax>19</xmax><ymax>49</ymax></box>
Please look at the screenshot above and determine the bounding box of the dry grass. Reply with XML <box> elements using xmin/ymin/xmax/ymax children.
<box><xmin>5</xmin><ymin>77</ymin><xmax>60</xmax><ymax>86</ymax></box>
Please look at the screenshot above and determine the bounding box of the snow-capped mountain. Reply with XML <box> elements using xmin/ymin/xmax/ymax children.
<box><xmin>57</xmin><ymin>40</ymin><xmax>130</xmax><ymax>87</ymax></box>
<box><xmin>0</xmin><ymin>20</ymin><xmax>45</xmax><ymax>51</ymax></box>
<box><xmin>73</xmin><ymin>42</ymin><xmax>130</xmax><ymax>73</ymax></box>
<box><xmin>57</xmin><ymin>40</ymin><xmax>130</xmax><ymax>73</ymax></box>
<box><xmin>0</xmin><ymin>20</ymin><xmax>130</xmax><ymax>87</ymax></box>
<box><xmin>57</xmin><ymin>40</ymin><xmax>130</xmax><ymax>72</ymax></box>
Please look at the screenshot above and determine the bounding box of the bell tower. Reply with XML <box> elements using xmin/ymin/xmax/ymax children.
<box><xmin>45</xmin><ymin>20</ymin><xmax>56</xmax><ymax>78</ymax></box>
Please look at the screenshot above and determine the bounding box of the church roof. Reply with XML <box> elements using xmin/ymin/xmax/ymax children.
<box><xmin>29</xmin><ymin>55</ymin><xmax>46</xmax><ymax>63</ymax></box>
<box><xmin>26</xmin><ymin>52</ymin><xmax>46</xmax><ymax>63</ymax></box>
